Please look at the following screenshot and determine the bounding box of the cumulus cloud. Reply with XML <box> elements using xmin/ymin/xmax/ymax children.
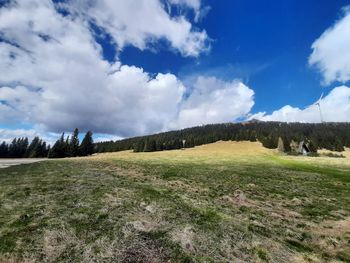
<box><xmin>63</xmin><ymin>0</ymin><xmax>209</xmax><ymax>57</ymax></box>
<box><xmin>251</xmin><ymin>86</ymin><xmax>350</xmax><ymax>123</ymax></box>
<box><xmin>309</xmin><ymin>7</ymin><xmax>350</xmax><ymax>85</ymax></box>
<box><xmin>170</xmin><ymin>76</ymin><xmax>255</xmax><ymax>129</ymax></box>
<box><xmin>0</xmin><ymin>0</ymin><xmax>252</xmax><ymax>138</ymax></box>
<box><xmin>0</xmin><ymin>0</ymin><xmax>184</xmax><ymax>137</ymax></box>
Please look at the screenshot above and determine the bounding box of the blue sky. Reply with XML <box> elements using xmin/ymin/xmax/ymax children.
<box><xmin>121</xmin><ymin>0</ymin><xmax>350</xmax><ymax>112</ymax></box>
<box><xmin>1</xmin><ymin>0</ymin><xmax>350</xmax><ymax>143</ymax></box>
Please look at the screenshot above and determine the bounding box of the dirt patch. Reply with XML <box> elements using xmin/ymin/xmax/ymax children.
<box><xmin>0</xmin><ymin>158</ymin><xmax>46</xmax><ymax>169</ymax></box>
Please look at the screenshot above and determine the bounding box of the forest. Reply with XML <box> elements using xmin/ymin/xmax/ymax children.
<box><xmin>0</xmin><ymin>129</ymin><xmax>94</xmax><ymax>158</ymax></box>
<box><xmin>95</xmin><ymin>121</ymin><xmax>350</xmax><ymax>153</ymax></box>
<box><xmin>1</xmin><ymin>121</ymin><xmax>350</xmax><ymax>158</ymax></box>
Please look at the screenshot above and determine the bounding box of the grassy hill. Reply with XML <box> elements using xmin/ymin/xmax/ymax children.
<box><xmin>95</xmin><ymin>121</ymin><xmax>350</xmax><ymax>154</ymax></box>
<box><xmin>1</xmin><ymin>141</ymin><xmax>350</xmax><ymax>262</ymax></box>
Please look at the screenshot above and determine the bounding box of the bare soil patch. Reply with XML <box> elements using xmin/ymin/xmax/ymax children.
<box><xmin>0</xmin><ymin>158</ymin><xmax>46</xmax><ymax>169</ymax></box>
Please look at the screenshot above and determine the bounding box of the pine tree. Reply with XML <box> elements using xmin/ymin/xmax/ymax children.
<box><xmin>65</xmin><ymin>136</ymin><xmax>71</xmax><ymax>157</ymax></box>
<box><xmin>282</xmin><ymin>136</ymin><xmax>291</xmax><ymax>152</ymax></box>
<box><xmin>48</xmin><ymin>133</ymin><xmax>66</xmax><ymax>158</ymax></box>
<box><xmin>133</xmin><ymin>141</ymin><xmax>144</xmax><ymax>152</ymax></box>
<box><xmin>8</xmin><ymin>138</ymin><xmax>18</xmax><ymax>158</ymax></box>
<box><xmin>0</xmin><ymin>141</ymin><xmax>8</xmax><ymax>158</ymax></box>
<box><xmin>26</xmin><ymin>137</ymin><xmax>40</xmax><ymax>158</ymax></box>
<box><xmin>143</xmin><ymin>139</ymin><xmax>156</xmax><ymax>152</ymax></box>
<box><xmin>334</xmin><ymin>139</ymin><xmax>345</xmax><ymax>152</ymax></box>
<box><xmin>70</xmin><ymin>128</ymin><xmax>80</xmax><ymax>156</ymax></box>
<box><xmin>308</xmin><ymin>140</ymin><xmax>317</xmax><ymax>153</ymax></box>
<box><xmin>80</xmin><ymin>131</ymin><xmax>94</xmax><ymax>156</ymax></box>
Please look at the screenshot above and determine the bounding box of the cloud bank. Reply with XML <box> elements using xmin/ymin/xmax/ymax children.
<box><xmin>0</xmin><ymin>0</ymin><xmax>253</xmax><ymax>138</ymax></box>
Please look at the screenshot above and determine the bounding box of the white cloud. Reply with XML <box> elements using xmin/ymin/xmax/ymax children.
<box><xmin>64</xmin><ymin>0</ymin><xmax>209</xmax><ymax>57</ymax></box>
<box><xmin>170</xmin><ymin>76</ymin><xmax>255</xmax><ymax>129</ymax></box>
<box><xmin>0</xmin><ymin>0</ymin><xmax>185</xmax><ymax>137</ymax></box>
<box><xmin>309</xmin><ymin>7</ymin><xmax>350</xmax><ymax>85</ymax></box>
<box><xmin>251</xmin><ymin>86</ymin><xmax>350</xmax><ymax>123</ymax></box>
<box><xmin>0</xmin><ymin>1</ymin><xmax>252</xmax><ymax>138</ymax></box>
<box><xmin>0</xmin><ymin>86</ymin><xmax>40</xmax><ymax>124</ymax></box>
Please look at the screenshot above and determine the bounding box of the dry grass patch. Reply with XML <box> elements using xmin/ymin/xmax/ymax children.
<box><xmin>171</xmin><ymin>226</ymin><xmax>195</xmax><ymax>253</ymax></box>
<box><xmin>318</xmin><ymin>148</ymin><xmax>350</xmax><ymax>158</ymax></box>
<box><xmin>91</xmin><ymin>141</ymin><xmax>275</xmax><ymax>164</ymax></box>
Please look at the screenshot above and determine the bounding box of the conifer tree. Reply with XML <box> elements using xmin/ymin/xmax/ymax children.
<box><xmin>308</xmin><ymin>140</ymin><xmax>317</xmax><ymax>153</ymax></box>
<box><xmin>26</xmin><ymin>137</ymin><xmax>40</xmax><ymax>158</ymax></box>
<box><xmin>0</xmin><ymin>141</ymin><xmax>8</xmax><ymax>158</ymax></box>
<box><xmin>70</xmin><ymin>128</ymin><xmax>80</xmax><ymax>156</ymax></box>
<box><xmin>80</xmin><ymin>131</ymin><xmax>94</xmax><ymax>156</ymax></box>
<box><xmin>143</xmin><ymin>139</ymin><xmax>156</xmax><ymax>152</ymax></box>
<box><xmin>282</xmin><ymin>136</ymin><xmax>291</xmax><ymax>152</ymax></box>
<box><xmin>48</xmin><ymin>133</ymin><xmax>66</xmax><ymax>158</ymax></box>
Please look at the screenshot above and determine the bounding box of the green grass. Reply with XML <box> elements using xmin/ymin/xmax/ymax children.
<box><xmin>0</xmin><ymin>150</ymin><xmax>350</xmax><ymax>262</ymax></box>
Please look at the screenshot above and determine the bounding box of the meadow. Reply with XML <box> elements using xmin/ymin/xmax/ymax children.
<box><xmin>0</xmin><ymin>141</ymin><xmax>350</xmax><ymax>262</ymax></box>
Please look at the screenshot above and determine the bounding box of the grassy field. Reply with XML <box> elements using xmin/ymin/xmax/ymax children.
<box><xmin>0</xmin><ymin>141</ymin><xmax>350</xmax><ymax>262</ymax></box>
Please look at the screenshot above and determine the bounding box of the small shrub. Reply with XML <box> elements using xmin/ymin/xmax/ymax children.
<box><xmin>255</xmin><ymin>247</ymin><xmax>268</xmax><ymax>261</ymax></box>
<box><xmin>337</xmin><ymin>250</ymin><xmax>350</xmax><ymax>262</ymax></box>
<box><xmin>321</xmin><ymin>153</ymin><xmax>345</xmax><ymax>158</ymax></box>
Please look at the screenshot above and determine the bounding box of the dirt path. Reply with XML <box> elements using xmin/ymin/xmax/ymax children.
<box><xmin>0</xmin><ymin>158</ymin><xmax>46</xmax><ymax>169</ymax></box>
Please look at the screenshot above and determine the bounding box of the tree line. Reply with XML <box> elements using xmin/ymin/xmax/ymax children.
<box><xmin>0</xmin><ymin>137</ymin><xmax>49</xmax><ymax>158</ymax></box>
<box><xmin>2</xmin><ymin>121</ymin><xmax>350</xmax><ymax>158</ymax></box>
<box><xmin>0</xmin><ymin>129</ymin><xmax>94</xmax><ymax>158</ymax></box>
<box><xmin>95</xmin><ymin>121</ymin><xmax>350</xmax><ymax>153</ymax></box>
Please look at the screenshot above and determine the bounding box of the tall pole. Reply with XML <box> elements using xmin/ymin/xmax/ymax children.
<box><xmin>317</xmin><ymin>103</ymin><xmax>324</xmax><ymax>123</ymax></box>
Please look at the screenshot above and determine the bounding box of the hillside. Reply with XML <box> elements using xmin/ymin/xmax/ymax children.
<box><xmin>1</xmin><ymin>141</ymin><xmax>350</xmax><ymax>262</ymax></box>
<box><xmin>96</xmin><ymin>121</ymin><xmax>350</xmax><ymax>153</ymax></box>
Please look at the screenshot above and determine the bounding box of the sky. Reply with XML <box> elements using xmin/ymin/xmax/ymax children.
<box><xmin>1</xmin><ymin>0</ymin><xmax>350</xmax><ymax>143</ymax></box>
